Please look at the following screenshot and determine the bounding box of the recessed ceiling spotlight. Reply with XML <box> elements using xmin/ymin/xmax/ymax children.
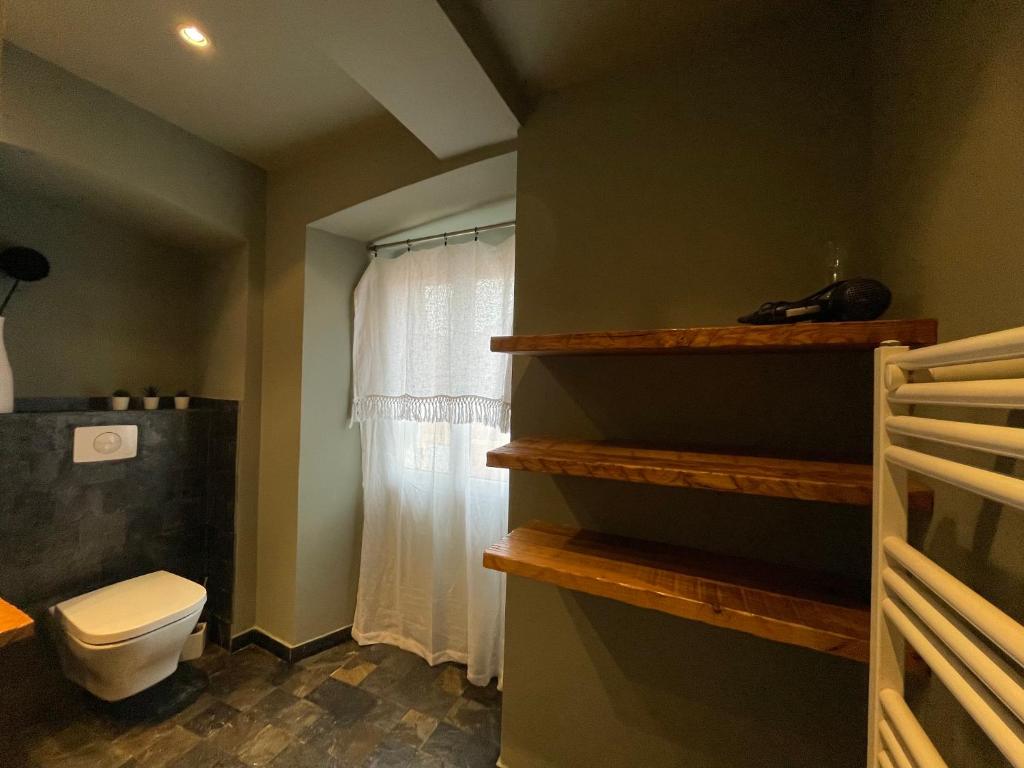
<box><xmin>177</xmin><ymin>25</ymin><xmax>210</xmax><ymax>48</ymax></box>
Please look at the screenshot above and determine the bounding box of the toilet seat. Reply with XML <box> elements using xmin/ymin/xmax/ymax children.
<box><xmin>53</xmin><ymin>571</ymin><xmax>206</xmax><ymax>645</ymax></box>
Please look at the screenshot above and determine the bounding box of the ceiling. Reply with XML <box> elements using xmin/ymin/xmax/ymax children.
<box><xmin>469</xmin><ymin>0</ymin><xmax>756</xmax><ymax>97</ymax></box>
<box><xmin>2</xmin><ymin>1</ymin><xmax>749</xmax><ymax>167</ymax></box>
<box><xmin>2</xmin><ymin>0</ymin><xmax>385</xmax><ymax>168</ymax></box>
<box><xmin>311</xmin><ymin>152</ymin><xmax>517</xmax><ymax>242</ymax></box>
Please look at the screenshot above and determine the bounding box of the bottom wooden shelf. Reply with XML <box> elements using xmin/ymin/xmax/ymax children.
<box><xmin>484</xmin><ymin>521</ymin><xmax>870</xmax><ymax>661</ymax></box>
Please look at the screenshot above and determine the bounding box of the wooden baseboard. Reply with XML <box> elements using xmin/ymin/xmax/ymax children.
<box><xmin>229</xmin><ymin>625</ymin><xmax>352</xmax><ymax>663</ymax></box>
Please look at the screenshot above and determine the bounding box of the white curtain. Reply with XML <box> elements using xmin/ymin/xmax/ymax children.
<box><xmin>351</xmin><ymin>235</ymin><xmax>513</xmax><ymax>685</ymax></box>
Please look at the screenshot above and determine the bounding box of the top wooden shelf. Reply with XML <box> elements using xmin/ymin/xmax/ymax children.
<box><xmin>491</xmin><ymin>319</ymin><xmax>937</xmax><ymax>356</ymax></box>
<box><xmin>0</xmin><ymin>598</ymin><xmax>33</xmax><ymax>649</ymax></box>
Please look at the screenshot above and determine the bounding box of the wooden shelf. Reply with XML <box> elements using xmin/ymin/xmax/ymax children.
<box><xmin>0</xmin><ymin>598</ymin><xmax>34</xmax><ymax>649</ymax></box>
<box><xmin>491</xmin><ymin>319</ymin><xmax>937</xmax><ymax>355</ymax></box>
<box><xmin>484</xmin><ymin>521</ymin><xmax>870</xmax><ymax>660</ymax></box>
<box><xmin>488</xmin><ymin>438</ymin><xmax>933</xmax><ymax>509</ymax></box>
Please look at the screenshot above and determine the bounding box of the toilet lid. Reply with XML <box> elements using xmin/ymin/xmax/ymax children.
<box><xmin>54</xmin><ymin>571</ymin><xmax>206</xmax><ymax>645</ymax></box>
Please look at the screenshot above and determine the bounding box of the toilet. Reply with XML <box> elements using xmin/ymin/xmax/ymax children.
<box><xmin>50</xmin><ymin>571</ymin><xmax>206</xmax><ymax>701</ymax></box>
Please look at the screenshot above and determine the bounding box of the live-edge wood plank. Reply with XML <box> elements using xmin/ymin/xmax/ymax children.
<box><xmin>0</xmin><ymin>598</ymin><xmax>34</xmax><ymax>649</ymax></box>
<box><xmin>491</xmin><ymin>319</ymin><xmax>937</xmax><ymax>355</ymax></box>
<box><xmin>488</xmin><ymin>437</ymin><xmax>933</xmax><ymax>510</ymax></box>
<box><xmin>484</xmin><ymin>521</ymin><xmax>870</xmax><ymax>661</ymax></box>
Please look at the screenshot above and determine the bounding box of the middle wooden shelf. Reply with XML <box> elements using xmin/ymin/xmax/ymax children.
<box><xmin>487</xmin><ymin>437</ymin><xmax>933</xmax><ymax>509</ymax></box>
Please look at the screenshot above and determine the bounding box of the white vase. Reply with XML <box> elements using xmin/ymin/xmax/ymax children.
<box><xmin>143</xmin><ymin>396</ymin><xmax>160</xmax><ymax>410</ymax></box>
<box><xmin>0</xmin><ymin>316</ymin><xmax>12</xmax><ymax>414</ymax></box>
<box><xmin>111</xmin><ymin>396</ymin><xmax>130</xmax><ymax>411</ymax></box>
<box><xmin>174</xmin><ymin>396</ymin><xmax>190</xmax><ymax>410</ymax></box>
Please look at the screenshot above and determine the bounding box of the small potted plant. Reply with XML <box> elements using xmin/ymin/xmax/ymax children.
<box><xmin>175</xmin><ymin>390</ymin><xmax>191</xmax><ymax>410</ymax></box>
<box><xmin>111</xmin><ymin>389</ymin><xmax>130</xmax><ymax>411</ymax></box>
<box><xmin>142</xmin><ymin>385</ymin><xmax>160</xmax><ymax>411</ymax></box>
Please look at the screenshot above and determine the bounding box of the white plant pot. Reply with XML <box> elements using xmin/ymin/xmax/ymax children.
<box><xmin>174</xmin><ymin>396</ymin><xmax>190</xmax><ymax>410</ymax></box>
<box><xmin>0</xmin><ymin>316</ymin><xmax>12</xmax><ymax>414</ymax></box>
<box><xmin>143</xmin><ymin>396</ymin><xmax>160</xmax><ymax>410</ymax></box>
<box><xmin>111</xmin><ymin>396</ymin><xmax>130</xmax><ymax>411</ymax></box>
<box><xmin>179</xmin><ymin>621</ymin><xmax>206</xmax><ymax>662</ymax></box>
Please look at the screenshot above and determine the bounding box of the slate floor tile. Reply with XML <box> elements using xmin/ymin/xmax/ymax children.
<box><xmin>330</xmin><ymin>658</ymin><xmax>376</xmax><ymax>686</ymax></box>
<box><xmin>206</xmin><ymin>710</ymin><xmax>273</xmax><ymax>755</ymax></box>
<box><xmin>33</xmin><ymin>740</ymin><xmax>132</xmax><ymax>768</ymax></box>
<box><xmin>247</xmin><ymin>688</ymin><xmax>328</xmax><ymax>738</ymax></box>
<box><xmin>436</xmin><ymin>665</ymin><xmax>468</xmax><ymax>697</ymax></box>
<box><xmin>228</xmin><ymin>648</ymin><xmax>286</xmax><ymax>679</ymax></box>
<box><xmin>247</xmin><ymin>689</ymin><xmax>302</xmax><ymax>722</ymax></box>
<box><xmin>359</xmin><ymin>651</ymin><xmax>427</xmax><ymax>698</ymax></box>
<box><xmin>272</xmin><ymin>665</ymin><xmax>332</xmax><ymax>699</ymax></box>
<box><xmin>296</xmin><ymin>642</ymin><xmax>358</xmax><ymax>673</ymax></box>
<box><xmin>351</xmin><ymin>642</ymin><xmax>403</xmax><ymax>666</ymax></box>
<box><xmin>387</xmin><ymin>709</ymin><xmax>439</xmax><ymax>749</ymax></box>
<box><xmin>30</xmin><ymin>722</ymin><xmax>104</xmax><ymax>763</ymax></box>
<box><xmin>169</xmin><ymin>692</ymin><xmax>220</xmax><ymax>727</ymax></box>
<box><xmin>299</xmin><ymin>716</ymin><xmax>389</xmax><ymax>766</ymax></box>
<box><xmin>421</xmin><ymin>722</ymin><xmax>500</xmax><ymax>768</ymax></box>
<box><xmin>307</xmin><ymin>679</ymin><xmax>379</xmax><ymax>727</ymax></box>
<box><xmin>234</xmin><ymin>723</ymin><xmax>293</xmax><ymax>767</ymax></box>
<box><xmin>183</xmin><ymin>700</ymin><xmax>241</xmax><ymax>738</ymax></box>
<box><xmin>189</xmin><ymin>646</ymin><xmax>231</xmax><ymax>678</ymax></box>
<box><xmin>326</xmin><ymin>722</ymin><xmax>390</xmax><ymax>766</ymax></box>
<box><xmin>166</xmin><ymin>740</ymin><xmax>247</xmax><ymax>768</ymax></box>
<box><xmin>459</xmin><ymin>680</ymin><xmax>500</xmax><ymax>708</ymax></box>
<box><xmin>445</xmin><ymin>699</ymin><xmax>500</xmax><ymax>747</ymax></box>
<box><xmin>361</xmin><ymin>696</ymin><xmax>409</xmax><ymax>733</ymax></box>
<box><xmin>24</xmin><ymin>642</ymin><xmax>501</xmax><ymax>768</ymax></box>
<box><xmin>112</xmin><ymin>718</ymin><xmax>179</xmax><ymax>759</ymax></box>
<box><xmin>266</xmin><ymin>740</ymin><xmax>340</xmax><ymax>768</ymax></box>
<box><xmin>130</xmin><ymin>725</ymin><xmax>201</xmax><ymax>768</ymax></box>
<box><xmin>218</xmin><ymin>676</ymin><xmax>278</xmax><ymax>712</ymax></box>
<box><xmin>362</xmin><ymin>740</ymin><xmax>429</xmax><ymax>768</ymax></box>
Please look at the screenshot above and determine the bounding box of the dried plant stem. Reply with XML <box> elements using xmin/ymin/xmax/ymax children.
<box><xmin>0</xmin><ymin>280</ymin><xmax>20</xmax><ymax>316</ymax></box>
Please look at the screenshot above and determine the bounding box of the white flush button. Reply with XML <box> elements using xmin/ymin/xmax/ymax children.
<box><xmin>93</xmin><ymin>432</ymin><xmax>122</xmax><ymax>454</ymax></box>
<box><xmin>74</xmin><ymin>425</ymin><xmax>138</xmax><ymax>463</ymax></box>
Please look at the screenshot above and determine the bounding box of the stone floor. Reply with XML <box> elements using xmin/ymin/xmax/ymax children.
<box><xmin>18</xmin><ymin>641</ymin><xmax>501</xmax><ymax>767</ymax></box>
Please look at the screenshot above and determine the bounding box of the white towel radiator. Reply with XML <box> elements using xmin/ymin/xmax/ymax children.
<box><xmin>870</xmin><ymin>327</ymin><xmax>1024</xmax><ymax>767</ymax></box>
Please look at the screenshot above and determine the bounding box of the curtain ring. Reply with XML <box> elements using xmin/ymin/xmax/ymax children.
<box><xmin>406</xmin><ymin>239</ymin><xmax>412</xmax><ymax>252</ymax></box>
<box><xmin>371</xmin><ymin>246</ymin><xmax>378</xmax><ymax>259</ymax></box>
<box><xmin>474</xmin><ymin>227</ymin><xmax>479</xmax><ymax>242</ymax></box>
<box><xmin>443</xmin><ymin>232</ymin><xmax>448</xmax><ymax>246</ymax></box>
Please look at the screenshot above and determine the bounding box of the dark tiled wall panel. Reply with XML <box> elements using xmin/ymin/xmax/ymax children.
<box><xmin>0</xmin><ymin>402</ymin><xmax>236</xmax><ymax>629</ymax></box>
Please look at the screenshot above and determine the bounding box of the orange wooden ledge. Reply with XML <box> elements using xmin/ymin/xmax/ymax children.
<box><xmin>0</xmin><ymin>598</ymin><xmax>34</xmax><ymax>649</ymax></box>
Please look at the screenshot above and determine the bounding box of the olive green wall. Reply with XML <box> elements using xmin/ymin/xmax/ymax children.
<box><xmin>502</xmin><ymin>4</ymin><xmax>874</xmax><ymax>767</ymax></box>
<box><xmin>258</xmin><ymin>116</ymin><xmax>515</xmax><ymax>645</ymax></box>
<box><xmin>0</xmin><ymin>42</ymin><xmax>266</xmax><ymax>633</ymax></box>
<box><xmin>867</xmin><ymin>2</ymin><xmax>1024</xmax><ymax>765</ymax></box>
<box><xmin>294</xmin><ymin>228</ymin><xmax>367</xmax><ymax>643</ymax></box>
<box><xmin>0</xmin><ymin>190</ymin><xmax>228</xmax><ymax>397</ymax></box>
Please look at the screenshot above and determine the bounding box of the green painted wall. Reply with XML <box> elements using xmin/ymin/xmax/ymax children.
<box><xmin>0</xmin><ymin>42</ymin><xmax>266</xmax><ymax>632</ymax></box>
<box><xmin>868</xmin><ymin>2</ymin><xmax>1024</xmax><ymax>765</ymax></box>
<box><xmin>501</xmin><ymin>4</ymin><xmax>875</xmax><ymax>766</ymax></box>
<box><xmin>0</xmin><ymin>190</ymin><xmax>225</xmax><ymax>397</ymax></box>
<box><xmin>294</xmin><ymin>228</ymin><xmax>367</xmax><ymax>642</ymax></box>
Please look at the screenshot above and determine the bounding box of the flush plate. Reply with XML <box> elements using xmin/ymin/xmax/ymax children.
<box><xmin>73</xmin><ymin>425</ymin><xmax>138</xmax><ymax>463</ymax></box>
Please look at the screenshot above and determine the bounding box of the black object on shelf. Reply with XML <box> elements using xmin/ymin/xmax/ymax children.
<box><xmin>738</xmin><ymin>278</ymin><xmax>891</xmax><ymax>325</ymax></box>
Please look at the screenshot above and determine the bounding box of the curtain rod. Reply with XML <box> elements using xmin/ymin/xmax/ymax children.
<box><xmin>369</xmin><ymin>220</ymin><xmax>516</xmax><ymax>253</ymax></box>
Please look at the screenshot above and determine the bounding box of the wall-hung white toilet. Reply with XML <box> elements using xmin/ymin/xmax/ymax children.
<box><xmin>50</xmin><ymin>571</ymin><xmax>207</xmax><ymax>701</ymax></box>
